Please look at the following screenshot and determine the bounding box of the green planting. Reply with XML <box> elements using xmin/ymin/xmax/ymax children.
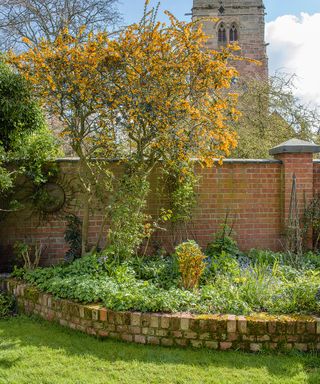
<box><xmin>0</xmin><ymin>292</ymin><xmax>15</xmax><ymax>318</ymax></box>
<box><xmin>11</xmin><ymin>238</ymin><xmax>320</xmax><ymax>316</ymax></box>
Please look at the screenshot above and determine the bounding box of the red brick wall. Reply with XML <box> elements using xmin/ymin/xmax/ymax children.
<box><xmin>313</xmin><ymin>161</ymin><xmax>320</xmax><ymax>195</ymax></box>
<box><xmin>188</xmin><ymin>160</ymin><xmax>282</xmax><ymax>251</ymax></box>
<box><xmin>276</xmin><ymin>153</ymin><xmax>315</xmax><ymax>227</ymax></box>
<box><xmin>1</xmin><ymin>154</ymin><xmax>319</xmax><ymax>269</ymax></box>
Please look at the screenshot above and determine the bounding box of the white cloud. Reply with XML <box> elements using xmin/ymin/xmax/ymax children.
<box><xmin>266</xmin><ymin>13</ymin><xmax>320</xmax><ymax>106</ymax></box>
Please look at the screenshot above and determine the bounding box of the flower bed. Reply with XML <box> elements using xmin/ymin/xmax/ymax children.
<box><xmin>6</xmin><ymin>240</ymin><xmax>320</xmax><ymax>352</ymax></box>
<box><xmin>11</xmin><ymin>251</ymin><xmax>320</xmax><ymax>316</ymax></box>
<box><xmin>4</xmin><ymin>279</ymin><xmax>320</xmax><ymax>352</ymax></box>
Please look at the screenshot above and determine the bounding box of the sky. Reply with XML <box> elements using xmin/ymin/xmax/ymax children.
<box><xmin>118</xmin><ymin>0</ymin><xmax>320</xmax><ymax>106</ymax></box>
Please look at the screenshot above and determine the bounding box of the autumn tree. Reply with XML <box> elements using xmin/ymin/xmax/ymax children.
<box><xmin>10</xmin><ymin>2</ymin><xmax>240</xmax><ymax>257</ymax></box>
<box><xmin>0</xmin><ymin>0</ymin><xmax>121</xmax><ymax>51</ymax></box>
<box><xmin>100</xmin><ymin>6</ymin><xmax>240</xmax><ymax>256</ymax></box>
<box><xmin>231</xmin><ymin>74</ymin><xmax>320</xmax><ymax>158</ymax></box>
<box><xmin>9</xmin><ymin>29</ymin><xmax>119</xmax><ymax>254</ymax></box>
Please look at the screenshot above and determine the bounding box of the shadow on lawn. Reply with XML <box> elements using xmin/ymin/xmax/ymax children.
<box><xmin>1</xmin><ymin>316</ymin><xmax>320</xmax><ymax>383</ymax></box>
<box><xmin>0</xmin><ymin>357</ymin><xmax>21</xmax><ymax>369</ymax></box>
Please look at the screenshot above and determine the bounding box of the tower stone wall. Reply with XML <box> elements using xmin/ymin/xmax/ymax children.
<box><xmin>192</xmin><ymin>0</ymin><xmax>268</xmax><ymax>79</ymax></box>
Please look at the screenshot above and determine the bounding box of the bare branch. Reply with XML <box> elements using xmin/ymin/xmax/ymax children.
<box><xmin>0</xmin><ymin>0</ymin><xmax>122</xmax><ymax>51</ymax></box>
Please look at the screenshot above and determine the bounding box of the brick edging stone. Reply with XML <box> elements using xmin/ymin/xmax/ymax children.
<box><xmin>4</xmin><ymin>279</ymin><xmax>320</xmax><ymax>352</ymax></box>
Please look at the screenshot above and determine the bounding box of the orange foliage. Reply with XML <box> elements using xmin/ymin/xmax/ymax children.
<box><xmin>8</xmin><ymin>5</ymin><xmax>240</xmax><ymax>167</ymax></box>
<box><xmin>175</xmin><ymin>240</ymin><xmax>207</xmax><ymax>290</ymax></box>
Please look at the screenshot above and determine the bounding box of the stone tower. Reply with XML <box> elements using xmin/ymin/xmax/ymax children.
<box><xmin>192</xmin><ymin>0</ymin><xmax>268</xmax><ymax>79</ymax></box>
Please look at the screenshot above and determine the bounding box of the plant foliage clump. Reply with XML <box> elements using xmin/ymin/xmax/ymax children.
<box><xmin>175</xmin><ymin>240</ymin><xmax>207</xmax><ymax>289</ymax></box>
<box><xmin>64</xmin><ymin>215</ymin><xmax>82</xmax><ymax>263</ymax></box>
<box><xmin>0</xmin><ymin>61</ymin><xmax>61</xmax><ymax>215</ymax></box>
<box><xmin>106</xmin><ymin>172</ymin><xmax>150</xmax><ymax>261</ymax></box>
<box><xmin>0</xmin><ymin>292</ymin><xmax>15</xmax><ymax>318</ymax></box>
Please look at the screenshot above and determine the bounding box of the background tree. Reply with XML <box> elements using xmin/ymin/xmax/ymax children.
<box><xmin>0</xmin><ymin>0</ymin><xmax>121</xmax><ymax>51</ymax></box>
<box><xmin>9</xmin><ymin>3</ymin><xmax>240</xmax><ymax>257</ymax></box>
<box><xmin>0</xmin><ymin>61</ymin><xmax>61</xmax><ymax>206</ymax></box>
<box><xmin>231</xmin><ymin>74</ymin><xmax>320</xmax><ymax>158</ymax></box>
<box><xmin>0</xmin><ymin>61</ymin><xmax>44</xmax><ymax>150</ymax></box>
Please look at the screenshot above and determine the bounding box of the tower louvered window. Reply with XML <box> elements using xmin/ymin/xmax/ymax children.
<box><xmin>229</xmin><ymin>24</ymin><xmax>238</xmax><ymax>42</ymax></box>
<box><xmin>218</xmin><ymin>23</ymin><xmax>227</xmax><ymax>44</ymax></box>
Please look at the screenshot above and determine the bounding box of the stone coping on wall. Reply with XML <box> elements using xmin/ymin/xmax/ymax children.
<box><xmin>55</xmin><ymin>158</ymin><xmax>282</xmax><ymax>164</ymax></box>
<box><xmin>270</xmin><ymin>138</ymin><xmax>320</xmax><ymax>155</ymax></box>
<box><xmin>4</xmin><ymin>279</ymin><xmax>320</xmax><ymax>352</ymax></box>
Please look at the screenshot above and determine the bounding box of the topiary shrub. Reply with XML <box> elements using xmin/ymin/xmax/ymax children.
<box><xmin>175</xmin><ymin>240</ymin><xmax>207</xmax><ymax>290</ymax></box>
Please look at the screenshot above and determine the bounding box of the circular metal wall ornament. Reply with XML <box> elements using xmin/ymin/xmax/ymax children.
<box><xmin>32</xmin><ymin>173</ymin><xmax>77</xmax><ymax>221</ymax></box>
<box><xmin>37</xmin><ymin>182</ymin><xmax>66</xmax><ymax>214</ymax></box>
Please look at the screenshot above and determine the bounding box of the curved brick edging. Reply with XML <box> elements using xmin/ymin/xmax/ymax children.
<box><xmin>4</xmin><ymin>279</ymin><xmax>320</xmax><ymax>352</ymax></box>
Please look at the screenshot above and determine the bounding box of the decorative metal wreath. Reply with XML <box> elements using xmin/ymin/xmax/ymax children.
<box><xmin>31</xmin><ymin>173</ymin><xmax>77</xmax><ymax>220</ymax></box>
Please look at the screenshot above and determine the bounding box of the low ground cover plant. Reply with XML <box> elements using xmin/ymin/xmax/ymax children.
<box><xmin>0</xmin><ymin>292</ymin><xmax>15</xmax><ymax>318</ymax></box>
<box><xmin>11</xmin><ymin>230</ymin><xmax>320</xmax><ymax>316</ymax></box>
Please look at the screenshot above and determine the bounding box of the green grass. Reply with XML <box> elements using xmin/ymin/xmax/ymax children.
<box><xmin>0</xmin><ymin>317</ymin><xmax>320</xmax><ymax>384</ymax></box>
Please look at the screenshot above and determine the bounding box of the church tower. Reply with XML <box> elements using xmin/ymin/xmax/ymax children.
<box><xmin>192</xmin><ymin>0</ymin><xmax>268</xmax><ymax>79</ymax></box>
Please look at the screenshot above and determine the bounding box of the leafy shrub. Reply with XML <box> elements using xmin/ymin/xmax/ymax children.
<box><xmin>206</xmin><ymin>224</ymin><xmax>239</xmax><ymax>257</ymax></box>
<box><xmin>247</xmin><ymin>249</ymin><xmax>282</xmax><ymax>264</ymax></box>
<box><xmin>199</xmin><ymin>282</ymin><xmax>252</xmax><ymax>314</ymax></box>
<box><xmin>175</xmin><ymin>240</ymin><xmax>207</xmax><ymax>289</ymax></box>
<box><xmin>64</xmin><ymin>215</ymin><xmax>82</xmax><ymax>263</ymax></box>
<box><xmin>204</xmin><ymin>251</ymin><xmax>240</xmax><ymax>280</ymax></box>
<box><xmin>125</xmin><ymin>255</ymin><xmax>180</xmax><ymax>289</ymax></box>
<box><xmin>10</xmin><ymin>266</ymin><xmax>26</xmax><ymax>279</ymax></box>
<box><xmin>204</xmin><ymin>225</ymin><xmax>240</xmax><ymax>281</ymax></box>
<box><xmin>107</xmin><ymin>173</ymin><xmax>150</xmax><ymax>261</ymax></box>
<box><xmin>13</xmin><ymin>240</ymin><xmax>44</xmax><ymax>270</ymax></box>
<box><xmin>265</xmin><ymin>270</ymin><xmax>320</xmax><ymax>314</ymax></box>
<box><xmin>303</xmin><ymin>252</ymin><xmax>320</xmax><ymax>269</ymax></box>
<box><xmin>0</xmin><ymin>61</ymin><xmax>62</xmax><ymax>204</ymax></box>
<box><xmin>0</xmin><ymin>292</ymin><xmax>15</xmax><ymax>318</ymax></box>
<box><xmin>303</xmin><ymin>195</ymin><xmax>320</xmax><ymax>250</ymax></box>
<box><xmin>162</xmin><ymin>164</ymin><xmax>198</xmax><ymax>224</ymax></box>
<box><xmin>13</xmin><ymin>126</ymin><xmax>62</xmax><ymax>186</ymax></box>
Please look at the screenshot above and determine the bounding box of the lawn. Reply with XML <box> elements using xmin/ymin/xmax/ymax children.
<box><xmin>0</xmin><ymin>316</ymin><xmax>319</xmax><ymax>384</ymax></box>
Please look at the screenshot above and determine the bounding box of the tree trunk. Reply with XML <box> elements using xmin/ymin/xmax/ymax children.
<box><xmin>81</xmin><ymin>192</ymin><xmax>91</xmax><ymax>256</ymax></box>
